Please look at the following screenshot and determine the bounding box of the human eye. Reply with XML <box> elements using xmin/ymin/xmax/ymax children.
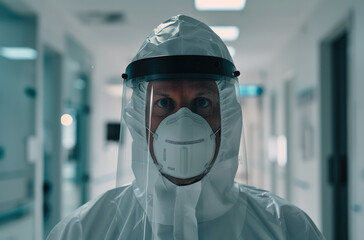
<box><xmin>156</xmin><ymin>98</ymin><xmax>174</xmax><ymax>108</ymax></box>
<box><xmin>195</xmin><ymin>97</ymin><xmax>210</xmax><ymax>108</ymax></box>
<box><xmin>153</xmin><ymin>97</ymin><xmax>175</xmax><ymax>117</ymax></box>
<box><xmin>190</xmin><ymin>97</ymin><xmax>213</xmax><ymax>117</ymax></box>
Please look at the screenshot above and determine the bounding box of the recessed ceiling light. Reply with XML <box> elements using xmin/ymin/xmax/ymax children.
<box><xmin>210</xmin><ymin>26</ymin><xmax>240</xmax><ymax>41</ymax></box>
<box><xmin>0</xmin><ymin>47</ymin><xmax>37</xmax><ymax>60</ymax></box>
<box><xmin>195</xmin><ymin>0</ymin><xmax>246</xmax><ymax>11</ymax></box>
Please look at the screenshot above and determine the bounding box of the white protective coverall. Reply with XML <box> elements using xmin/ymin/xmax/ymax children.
<box><xmin>47</xmin><ymin>15</ymin><xmax>325</xmax><ymax>240</ymax></box>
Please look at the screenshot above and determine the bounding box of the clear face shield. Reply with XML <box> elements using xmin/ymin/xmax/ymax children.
<box><xmin>116</xmin><ymin>55</ymin><xmax>248</xmax><ymax>239</ymax></box>
<box><xmin>145</xmin><ymin>79</ymin><xmax>221</xmax><ymax>185</ymax></box>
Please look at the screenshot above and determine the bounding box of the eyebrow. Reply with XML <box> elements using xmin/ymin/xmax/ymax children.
<box><xmin>153</xmin><ymin>92</ymin><xmax>170</xmax><ymax>97</ymax></box>
<box><xmin>196</xmin><ymin>90</ymin><xmax>219</xmax><ymax>99</ymax></box>
<box><xmin>153</xmin><ymin>90</ymin><xmax>219</xmax><ymax>99</ymax></box>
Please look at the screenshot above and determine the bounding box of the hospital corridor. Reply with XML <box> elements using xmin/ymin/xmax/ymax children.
<box><xmin>0</xmin><ymin>0</ymin><xmax>363</xmax><ymax>239</ymax></box>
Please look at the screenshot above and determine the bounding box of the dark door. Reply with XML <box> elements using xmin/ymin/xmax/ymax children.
<box><xmin>330</xmin><ymin>31</ymin><xmax>348</xmax><ymax>240</ymax></box>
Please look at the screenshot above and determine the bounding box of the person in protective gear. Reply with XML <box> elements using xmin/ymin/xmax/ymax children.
<box><xmin>47</xmin><ymin>15</ymin><xmax>325</xmax><ymax>240</ymax></box>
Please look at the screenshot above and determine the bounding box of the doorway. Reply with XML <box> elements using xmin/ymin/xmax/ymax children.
<box><xmin>320</xmin><ymin>28</ymin><xmax>349</xmax><ymax>240</ymax></box>
<box><xmin>61</xmin><ymin>36</ymin><xmax>92</xmax><ymax>218</ymax></box>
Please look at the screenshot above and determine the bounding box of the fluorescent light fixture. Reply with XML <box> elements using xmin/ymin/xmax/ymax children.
<box><xmin>105</xmin><ymin>85</ymin><xmax>123</xmax><ymax>97</ymax></box>
<box><xmin>195</xmin><ymin>0</ymin><xmax>246</xmax><ymax>11</ymax></box>
<box><xmin>211</xmin><ymin>26</ymin><xmax>240</xmax><ymax>41</ymax></box>
<box><xmin>239</xmin><ymin>85</ymin><xmax>264</xmax><ymax>97</ymax></box>
<box><xmin>227</xmin><ymin>46</ymin><xmax>236</xmax><ymax>57</ymax></box>
<box><xmin>268</xmin><ymin>135</ymin><xmax>287</xmax><ymax>166</ymax></box>
<box><xmin>0</xmin><ymin>47</ymin><xmax>37</xmax><ymax>60</ymax></box>
<box><xmin>268</xmin><ymin>136</ymin><xmax>277</xmax><ymax>162</ymax></box>
<box><xmin>277</xmin><ymin>135</ymin><xmax>287</xmax><ymax>167</ymax></box>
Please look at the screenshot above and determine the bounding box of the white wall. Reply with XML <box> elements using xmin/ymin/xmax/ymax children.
<box><xmin>88</xmin><ymin>44</ymin><xmax>133</xmax><ymax>199</ymax></box>
<box><xmin>348</xmin><ymin>1</ymin><xmax>364</xmax><ymax>239</ymax></box>
<box><xmin>262</xmin><ymin>0</ymin><xmax>364</xmax><ymax>239</ymax></box>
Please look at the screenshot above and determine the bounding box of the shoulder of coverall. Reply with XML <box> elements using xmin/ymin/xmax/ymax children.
<box><xmin>46</xmin><ymin>184</ymin><xmax>135</xmax><ymax>240</ymax></box>
<box><xmin>238</xmin><ymin>184</ymin><xmax>325</xmax><ymax>240</ymax></box>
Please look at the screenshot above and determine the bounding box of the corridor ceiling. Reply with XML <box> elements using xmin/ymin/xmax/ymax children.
<box><xmin>4</xmin><ymin>0</ymin><xmax>322</xmax><ymax>74</ymax></box>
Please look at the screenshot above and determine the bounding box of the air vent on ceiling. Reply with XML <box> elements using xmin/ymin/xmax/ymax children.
<box><xmin>77</xmin><ymin>11</ymin><xmax>125</xmax><ymax>25</ymax></box>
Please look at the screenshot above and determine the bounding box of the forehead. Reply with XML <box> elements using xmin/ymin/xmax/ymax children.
<box><xmin>148</xmin><ymin>80</ymin><xmax>219</xmax><ymax>94</ymax></box>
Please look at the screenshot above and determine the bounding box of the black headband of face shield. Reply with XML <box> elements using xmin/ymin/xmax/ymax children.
<box><xmin>122</xmin><ymin>55</ymin><xmax>240</xmax><ymax>86</ymax></box>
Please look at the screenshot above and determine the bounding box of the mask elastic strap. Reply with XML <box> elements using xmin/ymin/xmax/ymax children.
<box><xmin>146</xmin><ymin>127</ymin><xmax>159</xmax><ymax>140</ymax></box>
<box><xmin>210</xmin><ymin>128</ymin><xmax>221</xmax><ymax>139</ymax></box>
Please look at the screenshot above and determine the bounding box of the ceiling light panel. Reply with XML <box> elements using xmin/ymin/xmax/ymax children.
<box><xmin>210</xmin><ymin>26</ymin><xmax>240</xmax><ymax>41</ymax></box>
<box><xmin>0</xmin><ymin>47</ymin><xmax>37</xmax><ymax>60</ymax></box>
<box><xmin>195</xmin><ymin>0</ymin><xmax>246</xmax><ymax>11</ymax></box>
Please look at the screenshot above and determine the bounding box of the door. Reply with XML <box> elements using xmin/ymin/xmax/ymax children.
<box><xmin>320</xmin><ymin>30</ymin><xmax>349</xmax><ymax>240</ymax></box>
<box><xmin>330</xmin><ymin>32</ymin><xmax>349</xmax><ymax>240</ymax></box>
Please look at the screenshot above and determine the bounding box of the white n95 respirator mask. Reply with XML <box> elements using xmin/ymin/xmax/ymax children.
<box><xmin>150</xmin><ymin>107</ymin><xmax>219</xmax><ymax>179</ymax></box>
